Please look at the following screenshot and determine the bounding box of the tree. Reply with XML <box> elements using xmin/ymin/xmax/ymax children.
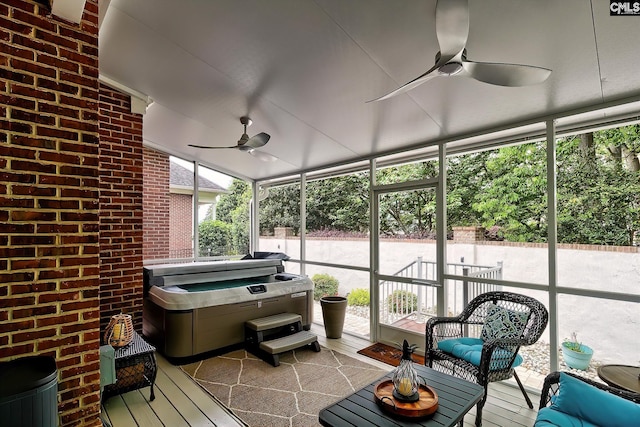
<box><xmin>259</xmin><ymin>183</ymin><xmax>301</xmax><ymax>235</ymax></box>
<box><xmin>216</xmin><ymin>180</ymin><xmax>250</xmax><ymax>223</ymax></box>
<box><xmin>377</xmin><ymin>162</ymin><xmax>438</xmax><ymax>237</ymax></box>
<box><xmin>471</xmin><ymin>143</ymin><xmax>548</xmax><ymax>242</ymax></box>
<box><xmin>198</xmin><ymin>220</ymin><xmax>232</xmax><ymax>256</ymax></box>
<box><xmin>557</xmin><ymin>131</ymin><xmax>640</xmax><ymax>245</ymax></box>
<box><xmin>230</xmin><ymin>126</ymin><xmax>640</xmax><ymax>246</ymax></box>
<box><xmin>306</xmin><ymin>174</ymin><xmax>369</xmax><ymax>233</ymax></box>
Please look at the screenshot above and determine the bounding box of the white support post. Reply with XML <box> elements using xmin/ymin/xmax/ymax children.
<box><xmin>369</xmin><ymin>159</ymin><xmax>379</xmax><ymax>342</ymax></box>
<box><xmin>436</xmin><ymin>144</ymin><xmax>448</xmax><ymax>316</ymax></box>
<box><xmin>193</xmin><ymin>162</ymin><xmax>199</xmax><ymax>259</ymax></box>
<box><xmin>251</xmin><ymin>181</ymin><xmax>259</xmax><ymax>254</ymax></box>
<box><xmin>547</xmin><ymin>119</ymin><xmax>559</xmax><ymax>372</ymax></box>
<box><xmin>300</xmin><ymin>174</ymin><xmax>306</xmax><ymax>276</ymax></box>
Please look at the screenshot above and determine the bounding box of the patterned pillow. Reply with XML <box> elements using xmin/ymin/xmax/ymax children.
<box><xmin>480</xmin><ymin>303</ymin><xmax>529</xmax><ymax>342</ymax></box>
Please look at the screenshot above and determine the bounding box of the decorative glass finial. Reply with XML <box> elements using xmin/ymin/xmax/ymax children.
<box><xmin>392</xmin><ymin>339</ymin><xmax>420</xmax><ymax>402</ymax></box>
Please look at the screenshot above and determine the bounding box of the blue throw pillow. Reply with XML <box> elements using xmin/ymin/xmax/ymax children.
<box><xmin>551</xmin><ymin>372</ymin><xmax>640</xmax><ymax>427</ymax></box>
<box><xmin>481</xmin><ymin>303</ymin><xmax>529</xmax><ymax>342</ymax></box>
<box><xmin>437</xmin><ymin>338</ymin><xmax>523</xmax><ymax>370</ymax></box>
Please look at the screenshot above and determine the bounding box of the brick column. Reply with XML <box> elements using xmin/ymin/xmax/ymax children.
<box><xmin>98</xmin><ymin>85</ymin><xmax>144</xmax><ymax>333</ymax></box>
<box><xmin>452</xmin><ymin>226</ymin><xmax>486</xmax><ymax>243</ymax></box>
<box><xmin>0</xmin><ymin>1</ymin><xmax>102</xmax><ymax>424</ymax></box>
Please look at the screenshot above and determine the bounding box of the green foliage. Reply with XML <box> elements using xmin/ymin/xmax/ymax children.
<box><xmin>377</xmin><ymin>162</ymin><xmax>438</xmax><ymax>237</ymax></box>
<box><xmin>386</xmin><ymin>290</ymin><xmax>418</xmax><ymax>313</ymax></box>
<box><xmin>230</xmin><ymin>200</ymin><xmax>250</xmax><ymax>255</ymax></box>
<box><xmin>217</xmin><ymin>180</ymin><xmax>250</xmax><ymax>223</ymax></box>
<box><xmin>221</xmin><ymin>127</ymin><xmax>640</xmax><ymax>248</ymax></box>
<box><xmin>198</xmin><ymin>178</ymin><xmax>249</xmax><ymax>256</ymax></box>
<box><xmin>306</xmin><ymin>173</ymin><xmax>370</xmax><ymax>233</ymax></box>
<box><xmin>198</xmin><ymin>220</ymin><xmax>231</xmax><ymax>256</ymax></box>
<box><xmin>562</xmin><ymin>332</ymin><xmax>585</xmax><ymax>353</ymax></box>
<box><xmin>312</xmin><ymin>273</ymin><xmax>339</xmax><ymax>301</ymax></box>
<box><xmin>259</xmin><ymin>183</ymin><xmax>302</xmax><ymax>235</ymax></box>
<box><xmin>347</xmin><ymin>288</ymin><xmax>370</xmax><ymax>306</ymax></box>
<box><xmin>259</xmin><ymin>173</ymin><xmax>369</xmax><ymax>235</ymax></box>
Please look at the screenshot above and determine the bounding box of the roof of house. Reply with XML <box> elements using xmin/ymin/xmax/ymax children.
<box><xmin>170</xmin><ymin>160</ymin><xmax>228</xmax><ymax>193</ymax></box>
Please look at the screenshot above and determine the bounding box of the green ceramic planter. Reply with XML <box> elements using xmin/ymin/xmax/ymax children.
<box><xmin>561</xmin><ymin>343</ymin><xmax>593</xmax><ymax>370</ymax></box>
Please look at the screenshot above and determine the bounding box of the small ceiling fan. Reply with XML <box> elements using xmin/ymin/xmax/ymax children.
<box><xmin>370</xmin><ymin>0</ymin><xmax>551</xmax><ymax>102</ymax></box>
<box><xmin>189</xmin><ymin>116</ymin><xmax>276</xmax><ymax>162</ymax></box>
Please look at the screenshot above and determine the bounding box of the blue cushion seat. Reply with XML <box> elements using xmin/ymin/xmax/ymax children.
<box><xmin>437</xmin><ymin>337</ymin><xmax>523</xmax><ymax>370</ymax></box>
<box><xmin>535</xmin><ymin>407</ymin><xmax>598</xmax><ymax>427</ymax></box>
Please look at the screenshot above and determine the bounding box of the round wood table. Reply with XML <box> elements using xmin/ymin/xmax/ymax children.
<box><xmin>596</xmin><ymin>364</ymin><xmax>640</xmax><ymax>394</ymax></box>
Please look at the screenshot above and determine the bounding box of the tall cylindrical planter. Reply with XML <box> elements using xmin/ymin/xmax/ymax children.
<box><xmin>320</xmin><ymin>296</ymin><xmax>348</xmax><ymax>339</ymax></box>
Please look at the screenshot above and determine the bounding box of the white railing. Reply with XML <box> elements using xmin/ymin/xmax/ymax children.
<box><xmin>379</xmin><ymin>258</ymin><xmax>502</xmax><ymax>325</ymax></box>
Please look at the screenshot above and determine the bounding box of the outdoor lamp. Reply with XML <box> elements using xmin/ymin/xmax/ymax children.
<box><xmin>392</xmin><ymin>340</ymin><xmax>421</xmax><ymax>402</ymax></box>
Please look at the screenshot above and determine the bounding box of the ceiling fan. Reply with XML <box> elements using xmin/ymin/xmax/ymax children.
<box><xmin>370</xmin><ymin>0</ymin><xmax>551</xmax><ymax>102</ymax></box>
<box><xmin>188</xmin><ymin>116</ymin><xmax>276</xmax><ymax>162</ymax></box>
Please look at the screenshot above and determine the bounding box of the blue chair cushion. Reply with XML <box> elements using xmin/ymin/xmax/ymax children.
<box><xmin>535</xmin><ymin>407</ymin><xmax>598</xmax><ymax>427</ymax></box>
<box><xmin>549</xmin><ymin>372</ymin><xmax>640</xmax><ymax>427</ymax></box>
<box><xmin>480</xmin><ymin>303</ymin><xmax>530</xmax><ymax>341</ymax></box>
<box><xmin>437</xmin><ymin>337</ymin><xmax>523</xmax><ymax>370</ymax></box>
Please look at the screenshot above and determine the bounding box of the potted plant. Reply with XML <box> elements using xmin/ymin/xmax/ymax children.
<box><xmin>561</xmin><ymin>332</ymin><xmax>594</xmax><ymax>370</ymax></box>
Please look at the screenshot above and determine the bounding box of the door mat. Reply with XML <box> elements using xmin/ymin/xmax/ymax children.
<box><xmin>357</xmin><ymin>342</ymin><xmax>425</xmax><ymax>366</ymax></box>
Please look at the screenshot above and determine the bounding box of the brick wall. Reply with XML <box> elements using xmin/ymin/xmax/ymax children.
<box><xmin>98</xmin><ymin>85</ymin><xmax>144</xmax><ymax>333</ymax></box>
<box><xmin>0</xmin><ymin>1</ymin><xmax>102</xmax><ymax>425</ymax></box>
<box><xmin>142</xmin><ymin>147</ymin><xmax>170</xmax><ymax>260</ymax></box>
<box><xmin>170</xmin><ymin>193</ymin><xmax>193</xmax><ymax>257</ymax></box>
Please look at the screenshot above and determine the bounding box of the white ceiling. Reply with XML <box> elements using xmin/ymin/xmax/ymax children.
<box><xmin>99</xmin><ymin>0</ymin><xmax>640</xmax><ymax>182</ymax></box>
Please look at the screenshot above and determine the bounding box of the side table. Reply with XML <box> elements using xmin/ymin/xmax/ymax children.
<box><xmin>102</xmin><ymin>331</ymin><xmax>157</xmax><ymax>402</ymax></box>
<box><xmin>596</xmin><ymin>364</ymin><xmax>640</xmax><ymax>394</ymax></box>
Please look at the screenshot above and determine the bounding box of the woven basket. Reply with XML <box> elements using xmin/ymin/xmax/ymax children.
<box><xmin>104</xmin><ymin>313</ymin><xmax>134</xmax><ymax>348</ymax></box>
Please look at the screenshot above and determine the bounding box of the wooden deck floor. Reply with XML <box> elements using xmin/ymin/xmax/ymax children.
<box><xmin>102</xmin><ymin>324</ymin><xmax>540</xmax><ymax>427</ymax></box>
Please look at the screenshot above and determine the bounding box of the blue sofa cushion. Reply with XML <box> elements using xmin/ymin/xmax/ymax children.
<box><xmin>437</xmin><ymin>337</ymin><xmax>523</xmax><ymax>370</ymax></box>
<box><xmin>535</xmin><ymin>407</ymin><xmax>598</xmax><ymax>427</ymax></box>
<box><xmin>550</xmin><ymin>372</ymin><xmax>640</xmax><ymax>427</ymax></box>
<box><xmin>480</xmin><ymin>303</ymin><xmax>530</xmax><ymax>341</ymax></box>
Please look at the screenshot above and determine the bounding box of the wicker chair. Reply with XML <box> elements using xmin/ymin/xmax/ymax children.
<box><xmin>425</xmin><ymin>291</ymin><xmax>548</xmax><ymax>427</ymax></box>
<box><xmin>536</xmin><ymin>371</ymin><xmax>640</xmax><ymax>426</ymax></box>
<box><xmin>539</xmin><ymin>371</ymin><xmax>640</xmax><ymax>409</ymax></box>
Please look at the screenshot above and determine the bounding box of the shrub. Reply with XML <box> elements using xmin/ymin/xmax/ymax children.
<box><xmin>347</xmin><ymin>288</ymin><xmax>370</xmax><ymax>306</ymax></box>
<box><xmin>387</xmin><ymin>290</ymin><xmax>418</xmax><ymax>313</ymax></box>
<box><xmin>312</xmin><ymin>273</ymin><xmax>339</xmax><ymax>301</ymax></box>
<box><xmin>198</xmin><ymin>220</ymin><xmax>231</xmax><ymax>256</ymax></box>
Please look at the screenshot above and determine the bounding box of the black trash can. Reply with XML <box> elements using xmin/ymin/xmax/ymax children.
<box><xmin>0</xmin><ymin>356</ymin><xmax>58</xmax><ymax>427</ymax></box>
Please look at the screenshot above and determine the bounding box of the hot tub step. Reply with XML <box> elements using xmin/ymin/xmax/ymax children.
<box><xmin>260</xmin><ymin>331</ymin><xmax>318</xmax><ymax>354</ymax></box>
<box><xmin>258</xmin><ymin>331</ymin><xmax>320</xmax><ymax>366</ymax></box>
<box><xmin>245</xmin><ymin>313</ymin><xmax>302</xmax><ymax>332</ymax></box>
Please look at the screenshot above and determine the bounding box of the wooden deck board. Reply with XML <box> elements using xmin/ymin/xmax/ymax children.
<box><xmin>143</xmin><ymin>376</ymin><xmax>190</xmax><ymax>427</ymax></box>
<box><xmin>155</xmin><ymin>356</ymin><xmax>243</xmax><ymax>426</ymax></box>
<box><xmin>121</xmin><ymin>390</ymin><xmax>164</xmax><ymax>427</ymax></box>
<box><xmin>103</xmin><ymin>326</ymin><xmax>540</xmax><ymax>427</ymax></box>
<box><xmin>102</xmin><ymin>395</ymin><xmax>137</xmax><ymax>426</ymax></box>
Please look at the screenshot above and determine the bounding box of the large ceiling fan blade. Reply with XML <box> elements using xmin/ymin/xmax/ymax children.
<box><xmin>462</xmin><ymin>60</ymin><xmax>552</xmax><ymax>87</ymax></box>
<box><xmin>248</xmin><ymin>149</ymin><xmax>277</xmax><ymax>162</ymax></box>
<box><xmin>188</xmin><ymin>144</ymin><xmax>238</xmax><ymax>149</ymax></box>
<box><xmin>367</xmin><ymin>61</ymin><xmax>443</xmax><ymax>102</ymax></box>
<box><xmin>435</xmin><ymin>0</ymin><xmax>469</xmax><ymax>57</ymax></box>
<box><xmin>244</xmin><ymin>132</ymin><xmax>270</xmax><ymax>149</ymax></box>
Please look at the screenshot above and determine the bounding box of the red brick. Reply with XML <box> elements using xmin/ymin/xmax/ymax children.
<box><xmin>0</xmin><ymin>319</ymin><xmax>34</xmax><ymax>333</ymax></box>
